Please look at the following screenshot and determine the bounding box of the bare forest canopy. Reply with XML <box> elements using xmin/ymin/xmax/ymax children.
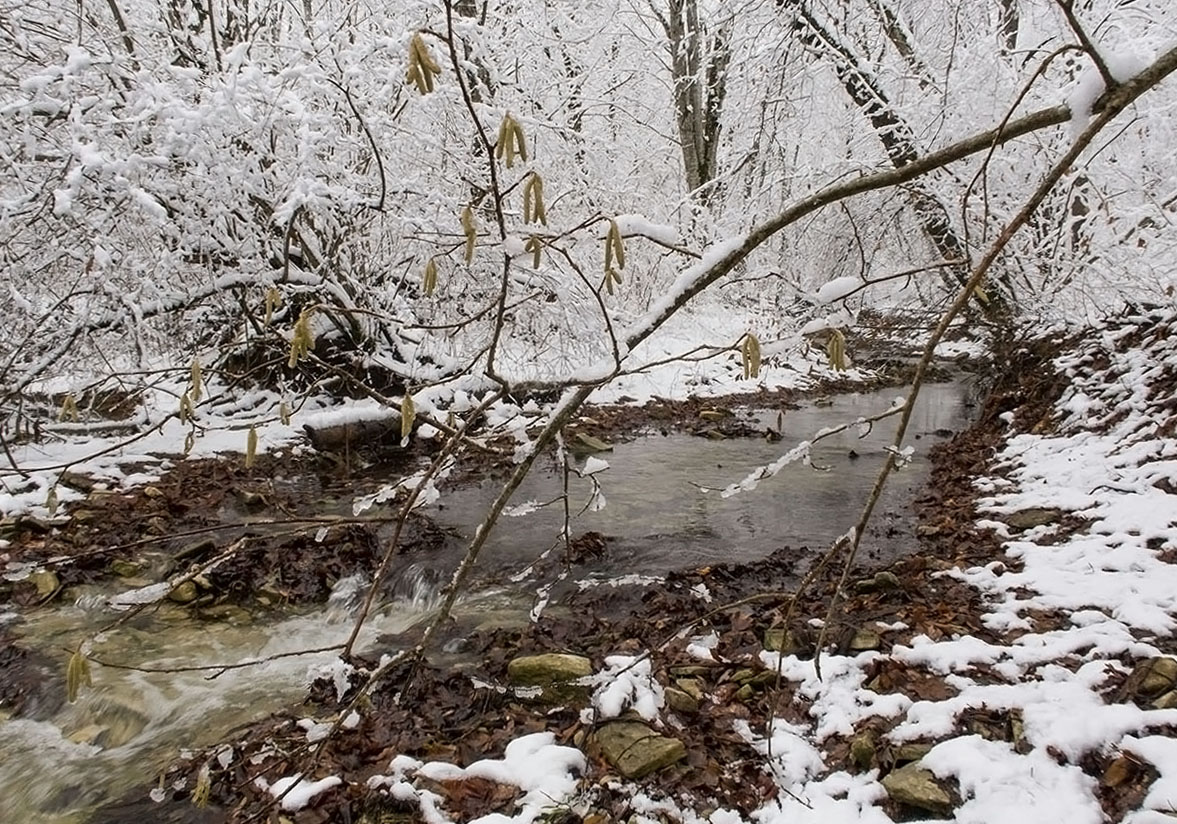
<box><xmin>2</xmin><ymin>0</ymin><xmax>1177</xmax><ymax>451</ymax></box>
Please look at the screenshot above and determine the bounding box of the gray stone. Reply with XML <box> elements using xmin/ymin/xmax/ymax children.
<box><xmin>1152</xmin><ymin>689</ymin><xmax>1177</xmax><ymax>710</ymax></box>
<box><xmin>730</xmin><ymin>668</ymin><xmax>757</xmax><ymax>685</ymax></box>
<box><xmin>1005</xmin><ymin>508</ymin><xmax>1062</xmax><ymax>530</ymax></box>
<box><xmin>675</xmin><ymin>678</ymin><xmax>703</xmax><ymax>700</ymax></box>
<box><xmin>764</xmin><ymin>628</ymin><xmax>805</xmax><ymax>654</ymax></box>
<box><xmin>1136</xmin><ymin>657</ymin><xmax>1177</xmax><ymax>697</ymax></box>
<box><xmin>664</xmin><ymin>687</ymin><xmax>698</xmax><ymax>715</ymax></box>
<box><xmin>168</xmin><ymin>581</ymin><xmax>199</xmax><ymax>603</ymax></box>
<box><xmin>507</xmin><ymin>653</ymin><xmax>592</xmax><ymax>703</ymax></box>
<box><xmin>750</xmin><ymin>670</ymin><xmax>779</xmax><ymax>688</ymax></box>
<box><xmin>593</xmin><ymin>721</ymin><xmax>686</xmax><ymax>779</ymax></box>
<box><xmin>507</xmin><ymin>653</ymin><xmax>592</xmax><ymax>685</ymax></box>
<box><xmin>59</xmin><ymin>471</ymin><xmax>99</xmax><ymax>493</ymax></box>
<box><xmin>882</xmin><ymin>762</ymin><xmax>954</xmax><ymax>814</ymax></box>
<box><xmin>850</xmin><ymin>730</ymin><xmax>877</xmax><ymax>770</ymax></box>
<box><xmin>571</xmin><ymin>433</ymin><xmax>612</xmax><ymax>453</ymax></box>
<box><xmin>849</xmin><ymin>629</ymin><xmax>882</xmax><ymax>651</ymax></box>
<box><xmin>669</xmin><ymin>665</ymin><xmax>712</xmax><ymax>678</ymax></box>
<box><xmin>892</xmin><ymin>741</ymin><xmax>936</xmax><ymax>764</ymax></box>
<box><xmin>855</xmin><ymin>571</ymin><xmax>903</xmax><ymax>593</ymax></box>
<box><xmin>29</xmin><ymin>569</ymin><xmax>60</xmax><ymax>599</ymax></box>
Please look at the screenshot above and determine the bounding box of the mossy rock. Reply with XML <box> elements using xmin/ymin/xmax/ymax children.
<box><xmin>592</xmin><ymin>721</ymin><xmax>686</xmax><ymax>779</ymax></box>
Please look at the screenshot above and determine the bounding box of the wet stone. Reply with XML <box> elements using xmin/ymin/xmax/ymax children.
<box><xmin>78</xmin><ymin>697</ymin><xmax>151</xmax><ymax>749</ymax></box>
<box><xmin>109</xmin><ymin>559</ymin><xmax>144</xmax><ymax>578</ymax></box>
<box><xmin>29</xmin><ymin>570</ymin><xmax>60</xmax><ymax>599</ymax></box>
<box><xmin>1101</xmin><ymin>755</ymin><xmax>1138</xmax><ymax>788</ymax></box>
<box><xmin>199</xmin><ymin>604</ymin><xmax>252</xmax><ymax>624</ymax></box>
<box><xmin>592</xmin><ymin>721</ymin><xmax>686</xmax><ymax>779</ymax></box>
<box><xmin>168</xmin><ymin>581</ymin><xmax>199</xmax><ymax>604</ymax></box>
<box><xmin>881</xmin><ymin>761</ymin><xmax>954</xmax><ymax>814</ymax></box>
<box><xmin>67</xmin><ymin>723</ymin><xmax>108</xmax><ymax>746</ymax></box>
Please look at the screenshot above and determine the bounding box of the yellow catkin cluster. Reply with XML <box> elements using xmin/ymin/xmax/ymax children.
<box><xmin>58</xmin><ymin>393</ymin><xmax>79</xmax><ymax>422</ymax></box>
<box><xmin>826</xmin><ymin>329</ymin><xmax>848</xmax><ymax>371</ymax></box>
<box><xmin>192</xmin><ymin>765</ymin><xmax>212</xmax><ymax>808</ymax></box>
<box><xmin>460</xmin><ymin>206</ymin><xmax>477</xmax><ymax>263</ymax></box>
<box><xmin>495</xmin><ymin>113</ymin><xmax>528</xmax><ymax>168</ymax></box>
<box><xmin>263</xmin><ymin>286</ymin><xmax>282</xmax><ymax>326</ymax></box>
<box><xmin>179</xmin><ymin>391</ymin><xmax>195</xmax><ymax>423</ymax></box>
<box><xmin>400</xmin><ymin>393</ymin><xmax>416</xmax><ymax>440</ymax></box>
<box><xmin>66</xmin><ymin>646</ymin><xmax>91</xmax><ymax>703</ymax></box>
<box><xmin>189</xmin><ymin>358</ymin><xmax>203</xmax><ymax>403</ymax></box>
<box><xmin>406</xmin><ymin>33</ymin><xmax>441</xmax><ymax>94</ymax></box>
<box><xmin>423</xmin><ymin>257</ymin><xmax>439</xmax><ymax>295</ymax></box>
<box><xmin>524</xmin><ymin>235</ymin><xmax>544</xmax><ymax>269</ymax></box>
<box><xmin>603</xmin><ymin>218</ymin><xmax>626</xmax><ymax>294</ymax></box>
<box><xmin>742</xmin><ymin>333</ymin><xmax>762</xmax><ymax>379</ymax></box>
<box><xmin>288</xmin><ymin>307</ymin><xmax>315</xmax><ymax>367</ymax></box>
<box><xmin>245</xmin><ymin>426</ymin><xmax>258</xmax><ymax>468</ymax></box>
<box><xmin>522</xmin><ymin>172</ymin><xmax>547</xmax><ymax>225</ymax></box>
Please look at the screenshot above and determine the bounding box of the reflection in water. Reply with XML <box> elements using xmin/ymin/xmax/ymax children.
<box><xmin>431</xmin><ymin>382</ymin><xmax>972</xmax><ymax>580</ymax></box>
<box><xmin>0</xmin><ymin>381</ymin><xmax>971</xmax><ymax>822</ymax></box>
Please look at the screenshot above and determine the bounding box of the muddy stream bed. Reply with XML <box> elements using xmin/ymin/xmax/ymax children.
<box><xmin>0</xmin><ymin>380</ymin><xmax>974</xmax><ymax>822</ymax></box>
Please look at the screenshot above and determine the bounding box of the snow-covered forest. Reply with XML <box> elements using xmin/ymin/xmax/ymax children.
<box><xmin>3</xmin><ymin>0</ymin><xmax>1176</xmax><ymax>426</ymax></box>
<box><xmin>5</xmin><ymin>1</ymin><xmax>1177</xmax><ymax>822</ymax></box>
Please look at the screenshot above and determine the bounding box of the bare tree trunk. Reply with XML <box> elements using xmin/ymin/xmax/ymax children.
<box><xmin>865</xmin><ymin>0</ymin><xmax>935</xmax><ymax>90</ymax></box>
<box><xmin>780</xmin><ymin>0</ymin><xmax>1012</xmax><ymax>316</ymax></box>
<box><xmin>997</xmin><ymin>0</ymin><xmax>1019</xmax><ymax>55</ymax></box>
<box><xmin>655</xmin><ymin>0</ymin><xmax>731</xmax><ymax>203</ymax></box>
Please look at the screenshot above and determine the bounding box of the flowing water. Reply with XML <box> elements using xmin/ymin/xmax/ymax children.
<box><xmin>0</xmin><ymin>380</ymin><xmax>974</xmax><ymax>822</ymax></box>
<box><xmin>426</xmin><ymin>382</ymin><xmax>973</xmax><ymax>582</ymax></box>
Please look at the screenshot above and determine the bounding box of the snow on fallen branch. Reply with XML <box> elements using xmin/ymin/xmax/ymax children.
<box><xmin>720</xmin><ymin>398</ymin><xmax>907</xmax><ymax>497</ymax></box>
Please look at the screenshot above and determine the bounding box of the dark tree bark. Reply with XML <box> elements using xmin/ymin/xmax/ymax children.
<box><xmin>779</xmin><ymin>0</ymin><xmax>1012</xmax><ymax>315</ymax></box>
<box><xmin>865</xmin><ymin>0</ymin><xmax>935</xmax><ymax>90</ymax></box>
<box><xmin>654</xmin><ymin>0</ymin><xmax>731</xmax><ymax>203</ymax></box>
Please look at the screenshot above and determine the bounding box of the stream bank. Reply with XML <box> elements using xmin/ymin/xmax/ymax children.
<box><xmin>83</xmin><ymin>311</ymin><xmax>1177</xmax><ymax>824</ymax></box>
<box><xmin>1</xmin><ymin>356</ymin><xmax>981</xmax><ymax>823</ymax></box>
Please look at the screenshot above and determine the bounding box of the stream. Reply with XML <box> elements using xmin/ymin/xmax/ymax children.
<box><xmin>0</xmin><ymin>380</ymin><xmax>975</xmax><ymax>823</ymax></box>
